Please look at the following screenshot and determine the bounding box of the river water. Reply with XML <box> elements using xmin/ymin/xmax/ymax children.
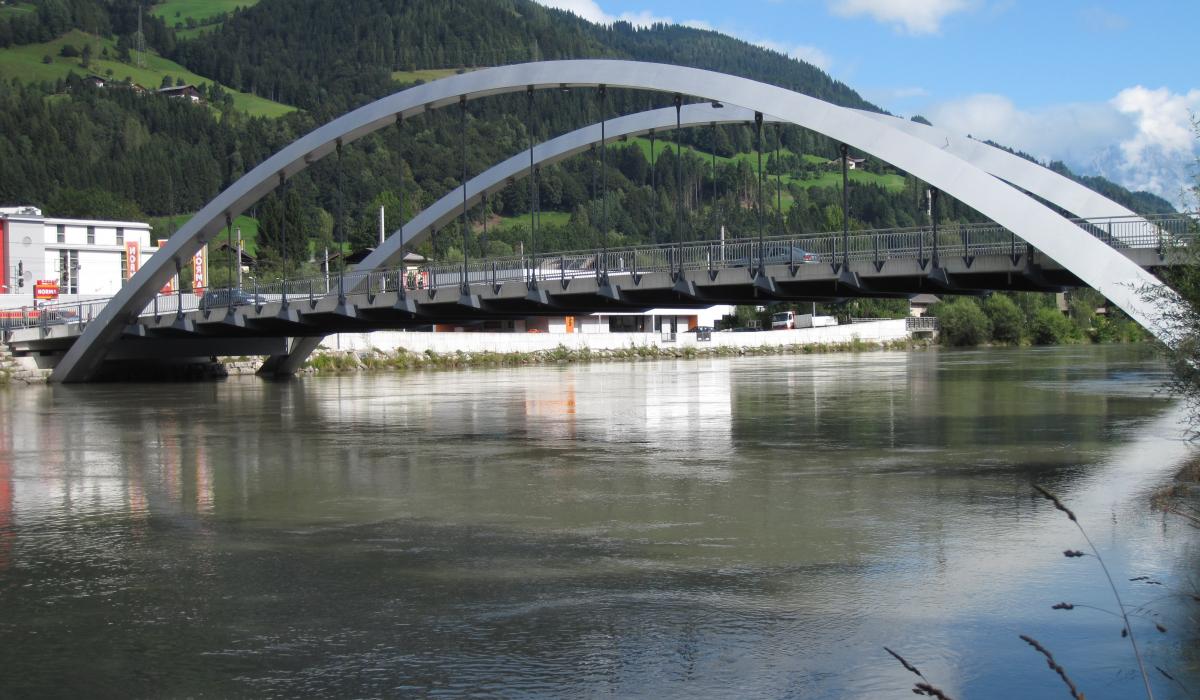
<box><xmin>0</xmin><ymin>345</ymin><xmax>1197</xmax><ymax>698</ymax></box>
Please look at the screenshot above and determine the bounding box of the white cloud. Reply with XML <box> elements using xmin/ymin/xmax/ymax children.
<box><xmin>532</xmin><ymin>0</ymin><xmax>673</xmax><ymax>27</ymax></box>
<box><xmin>1112</xmin><ymin>87</ymin><xmax>1200</xmax><ymax>166</ymax></box>
<box><xmin>533</xmin><ymin>1</ymin><xmax>835</xmax><ymax>73</ymax></box>
<box><xmin>925</xmin><ymin>88</ymin><xmax>1200</xmax><ymax>204</ymax></box>
<box><xmin>1080</xmin><ymin>6</ymin><xmax>1129</xmax><ymax>32</ymax></box>
<box><xmin>534</xmin><ymin>0</ymin><xmax>610</xmax><ymax>24</ymax></box>
<box><xmin>828</xmin><ymin>0</ymin><xmax>972</xmax><ymax>34</ymax></box>
<box><xmin>755</xmin><ymin>39</ymin><xmax>834</xmax><ymax>71</ymax></box>
<box><xmin>864</xmin><ymin>85</ymin><xmax>930</xmax><ymax>106</ymax></box>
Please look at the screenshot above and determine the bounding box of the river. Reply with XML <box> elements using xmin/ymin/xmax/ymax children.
<box><xmin>0</xmin><ymin>345</ymin><xmax>1196</xmax><ymax>698</ymax></box>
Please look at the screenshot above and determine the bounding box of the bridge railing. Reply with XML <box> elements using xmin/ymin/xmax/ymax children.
<box><xmin>6</xmin><ymin>213</ymin><xmax>1195</xmax><ymax>333</ymax></box>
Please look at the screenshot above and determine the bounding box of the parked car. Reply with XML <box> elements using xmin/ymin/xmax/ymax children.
<box><xmin>198</xmin><ymin>289</ymin><xmax>267</xmax><ymax>310</ymax></box>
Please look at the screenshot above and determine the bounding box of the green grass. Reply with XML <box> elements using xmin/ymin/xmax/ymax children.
<box><xmin>0</xmin><ymin>2</ymin><xmax>34</xmax><ymax>18</ymax></box>
<box><xmin>627</xmin><ymin>137</ymin><xmax>906</xmax><ymax>197</ymax></box>
<box><xmin>495</xmin><ymin>211</ymin><xmax>571</xmax><ymax>230</ymax></box>
<box><xmin>151</xmin><ymin>0</ymin><xmax>260</xmax><ymax>27</ymax></box>
<box><xmin>150</xmin><ymin>213</ymin><xmax>260</xmax><ymax>254</ymax></box>
<box><xmin>391</xmin><ymin>68</ymin><xmax>461</xmax><ymax>84</ymax></box>
<box><xmin>0</xmin><ymin>30</ymin><xmax>295</xmax><ymax>118</ymax></box>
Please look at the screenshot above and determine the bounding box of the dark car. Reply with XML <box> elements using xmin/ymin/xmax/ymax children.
<box><xmin>198</xmin><ymin>288</ymin><xmax>267</xmax><ymax>310</ymax></box>
<box><xmin>731</xmin><ymin>243</ymin><xmax>817</xmax><ymax>268</ymax></box>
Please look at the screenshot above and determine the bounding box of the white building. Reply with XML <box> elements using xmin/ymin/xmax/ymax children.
<box><xmin>435</xmin><ymin>306</ymin><xmax>735</xmax><ymax>335</ymax></box>
<box><xmin>0</xmin><ymin>206</ymin><xmax>159</xmax><ymax>305</ymax></box>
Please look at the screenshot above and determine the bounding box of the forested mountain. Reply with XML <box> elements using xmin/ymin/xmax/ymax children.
<box><xmin>0</xmin><ymin>0</ymin><xmax>1174</xmax><ymax>280</ymax></box>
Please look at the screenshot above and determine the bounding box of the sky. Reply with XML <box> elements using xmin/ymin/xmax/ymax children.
<box><xmin>532</xmin><ymin>0</ymin><xmax>1200</xmax><ymax>206</ymax></box>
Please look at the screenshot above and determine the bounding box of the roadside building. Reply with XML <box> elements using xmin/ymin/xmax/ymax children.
<box><xmin>0</xmin><ymin>206</ymin><xmax>158</xmax><ymax>304</ymax></box>
<box><xmin>909</xmin><ymin>294</ymin><xmax>940</xmax><ymax>317</ymax></box>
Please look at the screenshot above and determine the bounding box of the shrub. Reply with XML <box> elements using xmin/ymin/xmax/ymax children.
<box><xmin>1029</xmin><ymin>307</ymin><xmax>1075</xmax><ymax>345</ymax></box>
<box><xmin>984</xmin><ymin>294</ymin><xmax>1024</xmax><ymax>344</ymax></box>
<box><xmin>937</xmin><ymin>299</ymin><xmax>992</xmax><ymax>346</ymax></box>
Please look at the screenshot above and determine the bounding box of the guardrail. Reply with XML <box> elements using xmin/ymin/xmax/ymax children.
<box><xmin>5</xmin><ymin>213</ymin><xmax>1194</xmax><ymax>334</ymax></box>
<box><xmin>906</xmin><ymin>316</ymin><xmax>940</xmax><ymax>332</ymax></box>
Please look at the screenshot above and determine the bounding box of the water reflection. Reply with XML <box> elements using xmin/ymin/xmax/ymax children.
<box><xmin>0</xmin><ymin>346</ymin><xmax>1196</xmax><ymax>698</ymax></box>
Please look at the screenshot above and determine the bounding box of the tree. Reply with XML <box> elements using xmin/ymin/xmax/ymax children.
<box><xmin>984</xmin><ymin>294</ymin><xmax>1024</xmax><ymax>344</ymax></box>
<box><xmin>46</xmin><ymin>188</ymin><xmax>144</xmax><ymax>221</ymax></box>
<box><xmin>1029</xmin><ymin>307</ymin><xmax>1075</xmax><ymax>345</ymax></box>
<box><xmin>1142</xmin><ymin>143</ymin><xmax>1200</xmax><ymax>420</ymax></box>
<box><xmin>937</xmin><ymin>298</ymin><xmax>991</xmax><ymax>347</ymax></box>
<box><xmin>257</xmin><ymin>190</ymin><xmax>311</xmax><ymax>275</ymax></box>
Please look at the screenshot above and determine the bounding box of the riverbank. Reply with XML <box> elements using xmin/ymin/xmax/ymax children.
<box><xmin>0</xmin><ymin>337</ymin><xmax>929</xmax><ymax>386</ymax></box>
<box><xmin>278</xmin><ymin>337</ymin><xmax>930</xmax><ymax>375</ymax></box>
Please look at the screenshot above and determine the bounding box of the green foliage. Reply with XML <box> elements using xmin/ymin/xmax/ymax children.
<box><xmin>1029</xmin><ymin>307</ymin><xmax>1075</xmax><ymax>345</ymax></box>
<box><xmin>937</xmin><ymin>298</ymin><xmax>992</xmax><ymax>347</ymax></box>
<box><xmin>983</xmin><ymin>294</ymin><xmax>1024</xmax><ymax>344</ymax></box>
<box><xmin>45</xmin><ymin>187</ymin><xmax>144</xmax><ymax>220</ymax></box>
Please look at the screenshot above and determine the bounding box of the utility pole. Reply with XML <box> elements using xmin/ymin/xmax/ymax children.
<box><xmin>235</xmin><ymin>227</ymin><xmax>243</xmax><ymax>288</ymax></box>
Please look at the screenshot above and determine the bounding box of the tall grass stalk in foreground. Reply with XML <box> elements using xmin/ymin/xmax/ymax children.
<box><xmin>1033</xmin><ymin>484</ymin><xmax>1154</xmax><ymax>699</ymax></box>
<box><xmin>883</xmin><ymin>647</ymin><xmax>954</xmax><ymax>699</ymax></box>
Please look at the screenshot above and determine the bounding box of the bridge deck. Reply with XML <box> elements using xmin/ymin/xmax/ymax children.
<box><xmin>4</xmin><ymin>214</ymin><xmax>1192</xmax><ymax>360</ymax></box>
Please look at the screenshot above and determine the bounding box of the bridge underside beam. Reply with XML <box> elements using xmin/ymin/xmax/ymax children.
<box><xmin>9</xmin><ymin>249</ymin><xmax>1120</xmax><ymax>375</ymax></box>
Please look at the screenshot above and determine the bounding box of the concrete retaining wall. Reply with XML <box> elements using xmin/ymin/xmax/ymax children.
<box><xmin>321</xmin><ymin>319</ymin><xmax>909</xmax><ymax>354</ymax></box>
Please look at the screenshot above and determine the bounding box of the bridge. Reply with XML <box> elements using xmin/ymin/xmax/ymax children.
<box><xmin>2</xmin><ymin>60</ymin><xmax>1191</xmax><ymax>381</ymax></box>
<box><xmin>6</xmin><ymin>212</ymin><xmax>1190</xmax><ymax>370</ymax></box>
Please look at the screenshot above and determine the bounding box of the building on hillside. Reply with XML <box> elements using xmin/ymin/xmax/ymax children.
<box><xmin>828</xmin><ymin>155</ymin><xmax>867</xmax><ymax>170</ymax></box>
<box><xmin>0</xmin><ymin>207</ymin><xmax>158</xmax><ymax>301</ymax></box>
<box><xmin>157</xmin><ymin>84</ymin><xmax>203</xmax><ymax>103</ymax></box>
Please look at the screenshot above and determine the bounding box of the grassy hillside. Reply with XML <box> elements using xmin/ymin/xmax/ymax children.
<box><xmin>151</xmin><ymin>0</ymin><xmax>261</xmax><ymax>38</ymax></box>
<box><xmin>391</xmin><ymin>68</ymin><xmax>460</xmax><ymax>84</ymax></box>
<box><xmin>0</xmin><ymin>29</ymin><xmax>294</xmax><ymax>118</ymax></box>
<box><xmin>494</xmin><ymin>211</ymin><xmax>571</xmax><ymax>231</ymax></box>
<box><xmin>0</xmin><ymin>2</ymin><xmax>34</xmax><ymax>18</ymax></box>
<box><xmin>150</xmin><ymin>213</ymin><xmax>261</xmax><ymax>254</ymax></box>
<box><xmin>628</xmin><ymin>137</ymin><xmax>906</xmax><ymax>194</ymax></box>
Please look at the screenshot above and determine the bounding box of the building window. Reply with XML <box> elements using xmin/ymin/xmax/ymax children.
<box><xmin>56</xmin><ymin>224</ymin><xmax>65</xmax><ymax>243</ymax></box>
<box><xmin>86</xmin><ymin>226</ymin><xmax>95</xmax><ymax>245</ymax></box>
<box><xmin>116</xmin><ymin>227</ymin><xmax>124</xmax><ymax>245</ymax></box>
<box><xmin>59</xmin><ymin>250</ymin><xmax>79</xmax><ymax>294</ymax></box>
<box><xmin>609</xmin><ymin>316</ymin><xmax>647</xmax><ymax>333</ymax></box>
<box><xmin>120</xmin><ymin>251</ymin><xmax>128</xmax><ymax>284</ymax></box>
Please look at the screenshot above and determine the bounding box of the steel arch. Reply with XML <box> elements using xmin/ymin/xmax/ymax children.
<box><xmin>361</xmin><ymin>106</ymin><xmax>1147</xmax><ymax>271</ymax></box>
<box><xmin>263</xmin><ymin>103</ymin><xmax>1157</xmax><ymax>376</ymax></box>
<box><xmin>52</xmin><ymin>60</ymin><xmax>1177</xmax><ymax>381</ymax></box>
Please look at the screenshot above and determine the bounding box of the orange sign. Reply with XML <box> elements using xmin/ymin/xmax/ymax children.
<box><xmin>125</xmin><ymin>240</ymin><xmax>140</xmax><ymax>279</ymax></box>
<box><xmin>192</xmin><ymin>245</ymin><xmax>207</xmax><ymax>294</ymax></box>
<box><xmin>161</xmin><ymin>275</ymin><xmax>176</xmax><ymax>295</ymax></box>
<box><xmin>34</xmin><ymin>279</ymin><xmax>59</xmax><ymax>300</ymax></box>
